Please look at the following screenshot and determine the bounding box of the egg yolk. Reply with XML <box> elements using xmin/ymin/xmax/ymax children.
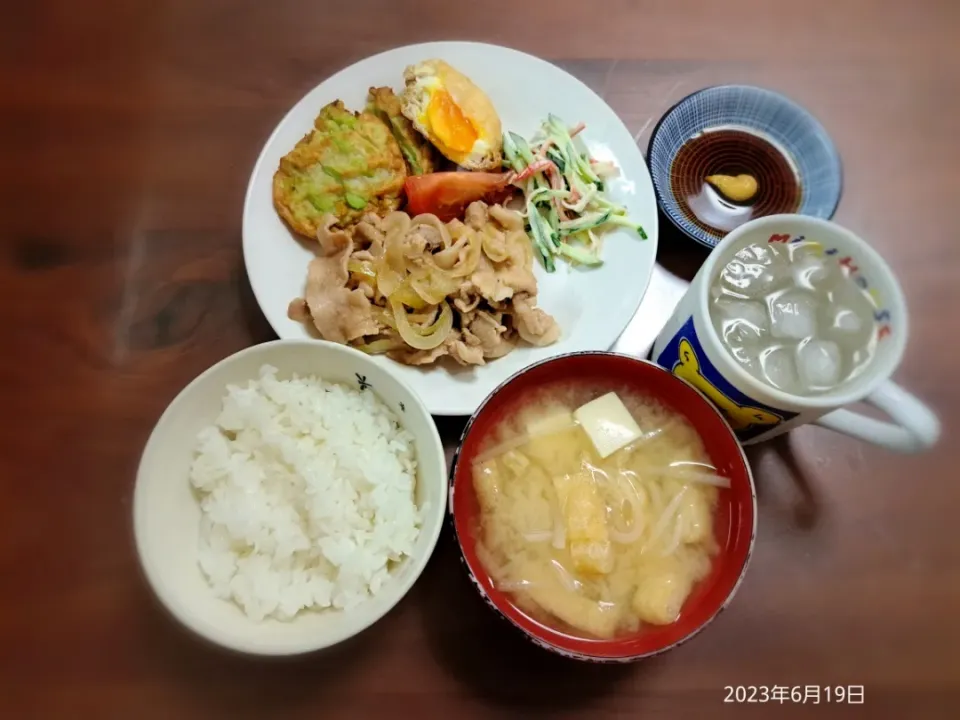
<box><xmin>426</xmin><ymin>90</ymin><xmax>478</xmax><ymax>154</ymax></box>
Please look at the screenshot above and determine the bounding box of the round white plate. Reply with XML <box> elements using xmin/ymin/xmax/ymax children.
<box><xmin>243</xmin><ymin>41</ymin><xmax>659</xmax><ymax>416</ymax></box>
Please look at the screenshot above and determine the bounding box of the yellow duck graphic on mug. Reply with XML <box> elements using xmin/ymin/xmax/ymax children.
<box><xmin>673</xmin><ymin>339</ymin><xmax>782</xmax><ymax>431</ymax></box>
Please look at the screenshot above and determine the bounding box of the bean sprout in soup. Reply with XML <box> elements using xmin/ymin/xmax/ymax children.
<box><xmin>472</xmin><ymin>383</ymin><xmax>727</xmax><ymax>640</ymax></box>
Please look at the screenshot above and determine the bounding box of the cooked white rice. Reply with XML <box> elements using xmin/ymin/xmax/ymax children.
<box><xmin>189</xmin><ymin>364</ymin><xmax>421</xmax><ymax>621</ymax></box>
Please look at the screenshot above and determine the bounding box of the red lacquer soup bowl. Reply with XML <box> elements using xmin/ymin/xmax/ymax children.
<box><xmin>449</xmin><ymin>352</ymin><xmax>757</xmax><ymax>662</ymax></box>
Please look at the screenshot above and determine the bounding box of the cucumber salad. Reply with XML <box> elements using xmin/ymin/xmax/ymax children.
<box><xmin>504</xmin><ymin>115</ymin><xmax>647</xmax><ymax>272</ymax></box>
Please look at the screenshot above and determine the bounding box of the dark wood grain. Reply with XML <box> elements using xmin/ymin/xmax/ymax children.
<box><xmin>2</xmin><ymin>1</ymin><xmax>959</xmax><ymax>718</ymax></box>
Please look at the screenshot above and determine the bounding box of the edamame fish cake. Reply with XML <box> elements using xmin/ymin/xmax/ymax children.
<box><xmin>273</xmin><ymin>100</ymin><xmax>407</xmax><ymax>237</ymax></box>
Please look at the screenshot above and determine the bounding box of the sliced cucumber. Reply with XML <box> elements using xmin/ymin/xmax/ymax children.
<box><xmin>559</xmin><ymin>210</ymin><xmax>612</xmax><ymax>235</ymax></box>
<box><xmin>558</xmin><ymin>242</ymin><xmax>602</xmax><ymax>266</ymax></box>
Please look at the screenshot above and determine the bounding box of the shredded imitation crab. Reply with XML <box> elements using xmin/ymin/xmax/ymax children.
<box><xmin>502</xmin><ymin>115</ymin><xmax>647</xmax><ymax>272</ymax></box>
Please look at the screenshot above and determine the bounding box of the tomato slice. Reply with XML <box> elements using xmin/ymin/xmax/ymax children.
<box><xmin>404</xmin><ymin>172</ymin><xmax>515</xmax><ymax>222</ymax></box>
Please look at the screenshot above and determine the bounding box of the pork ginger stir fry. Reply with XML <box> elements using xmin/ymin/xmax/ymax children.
<box><xmin>288</xmin><ymin>201</ymin><xmax>559</xmax><ymax>364</ymax></box>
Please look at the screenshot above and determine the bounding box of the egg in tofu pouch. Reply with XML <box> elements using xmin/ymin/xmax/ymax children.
<box><xmin>400</xmin><ymin>59</ymin><xmax>503</xmax><ymax>170</ymax></box>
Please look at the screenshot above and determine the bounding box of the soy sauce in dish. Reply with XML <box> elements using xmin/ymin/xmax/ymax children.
<box><xmin>669</xmin><ymin>126</ymin><xmax>802</xmax><ymax>238</ymax></box>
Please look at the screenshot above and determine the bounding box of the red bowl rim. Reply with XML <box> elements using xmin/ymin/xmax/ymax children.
<box><xmin>448</xmin><ymin>351</ymin><xmax>758</xmax><ymax>662</ymax></box>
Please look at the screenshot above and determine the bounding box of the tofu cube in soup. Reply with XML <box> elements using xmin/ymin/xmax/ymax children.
<box><xmin>574</xmin><ymin>392</ymin><xmax>643</xmax><ymax>459</ymax></box>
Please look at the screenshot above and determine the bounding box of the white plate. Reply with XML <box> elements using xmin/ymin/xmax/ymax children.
<box><xmin>243</xmin><ymin>41</ymin><xmax>659</xmax><ymax>416</ymax></box>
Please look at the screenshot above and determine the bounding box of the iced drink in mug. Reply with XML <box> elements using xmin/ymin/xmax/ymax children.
<box><xmin>652</xmin><ymin>214</ymin><xmax>939</xmax><ymax>450</ymax></box>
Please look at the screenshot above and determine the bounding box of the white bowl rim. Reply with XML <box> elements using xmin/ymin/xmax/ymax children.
<box><xmin>132</xmin><ymin>338</ymin><xmax>447</xmax><ymax>655</ymax></box>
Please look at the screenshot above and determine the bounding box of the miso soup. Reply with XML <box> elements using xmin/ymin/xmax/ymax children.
<box><xmin>472</xmin><ymin>382</ymin><xmax>726</xmax><ymax>640</ymax></box>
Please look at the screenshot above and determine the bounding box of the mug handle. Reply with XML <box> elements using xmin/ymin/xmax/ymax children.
<box><xmin>814</xmin><ymin>381</ymin><xmax>940</xmax><ymax>453</ymax></box>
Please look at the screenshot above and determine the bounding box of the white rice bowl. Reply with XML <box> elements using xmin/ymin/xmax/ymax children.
<box><xmin>133</xmin><ymin>340</ymin><xmax>447</xmax><ymax>656</ymax></box>
<box><xmin>191</xmin><ymin>365</ymin><xmax>423</xmax><ymax>621</ymax></box>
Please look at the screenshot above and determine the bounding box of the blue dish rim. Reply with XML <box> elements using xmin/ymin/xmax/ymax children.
<box><xmin>646</xmin><ymin>84</ymin><xmax>844</xmax><ymax>249</ymax></box>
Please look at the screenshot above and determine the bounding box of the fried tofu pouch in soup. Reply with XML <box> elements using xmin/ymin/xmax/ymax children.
<box><xmin>400</xmin><ymin>59</ymin><xmax>503</xmax><ymax>171</ymax></box>
<box><xmin>273</xmin><ymin>101</ymin><xmax>407</xmax><ymax>236</ymax></box>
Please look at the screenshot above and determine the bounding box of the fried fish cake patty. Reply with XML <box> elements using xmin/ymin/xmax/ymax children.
<box><xmin>273</xmin><ymin>100</ymin><xmax>407</xmax><ymax>237</ymax></box>
<box><xmin>367</xmin><ymin>86</ymin><xmax>441</xmax><ymax>176</ymax></box>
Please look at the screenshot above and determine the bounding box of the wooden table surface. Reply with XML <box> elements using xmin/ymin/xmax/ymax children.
<box><xmin>3</xmin><ymin>1</ymin><xmax>959</xmax><ymax>717</ymax></box>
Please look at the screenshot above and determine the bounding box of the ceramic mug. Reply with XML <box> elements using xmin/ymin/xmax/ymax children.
<box><xmin>652</xmin><ymin>214</ymin><xmax>940</xmax><ymax>451</ymax></box>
